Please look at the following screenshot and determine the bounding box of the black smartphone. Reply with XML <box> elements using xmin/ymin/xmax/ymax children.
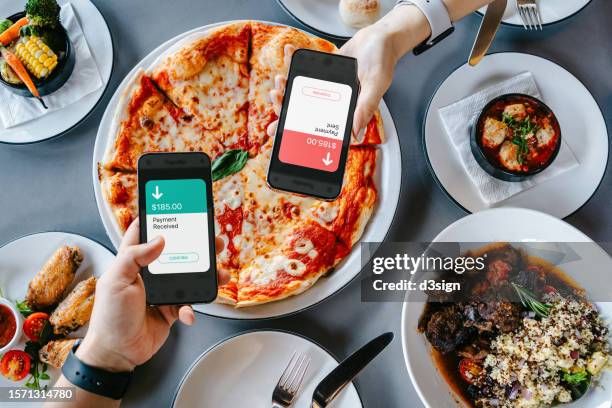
<box><xmin>137</xmin><ymin>152</ymin><xmax>217</xmax><ymax>305</ymax></box>
<box><xmin>267</xmin><ymin>49</ymin><xmax>359</xmax><ymax>200</ymax></box>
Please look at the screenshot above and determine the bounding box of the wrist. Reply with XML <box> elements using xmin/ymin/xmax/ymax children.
<box><xmin>76</xmin><ymin>334</ymin><xmax>136</xmax><ymax>373</ymax></box>
<box><xmin>379</xmin><ymin>4</ymin><xmax>431</xmax><ymax>62</ymax></box>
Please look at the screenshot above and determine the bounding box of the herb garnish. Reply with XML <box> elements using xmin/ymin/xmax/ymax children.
<box><xmin>23</xmin><ymin>321</ymin><xmax>53</xmax><ymax>390</ymax></box>
<box><xmin>512</xmin><ymin>283</ymin><xmax>551</xmax><ymax>318</ymax></box>
<box><xmin>15</xmin><ymin>299</ymin><xmax>34</xmax><ymax>317</ymax></box>
<box><xmin>212</xmin><ymin>149</ymin><xmax>249</xmax><ymax>182</ymax></box>
<box><xmin>503</xmin><ymin>114</ymin><xmax>540</xmax><ymax>164</ymax></box>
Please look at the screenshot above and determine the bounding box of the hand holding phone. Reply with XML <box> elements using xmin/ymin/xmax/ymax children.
<box><xmin>267</xmin><ymin>49</ymin><xmax>359</xmax><ymax>200</ymax></box>
<box><xmin>137</xmin><ymin>152</ymin><xmax>217</xmax><ymax>305</ymax></box>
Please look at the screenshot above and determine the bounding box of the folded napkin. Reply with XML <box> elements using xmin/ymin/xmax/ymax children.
<box><xmin>0</xmin><ymin>2</ymin><xmax>103</xmax><ymax>129</ymax></box>
<box><xmin>438</xmin><ymin>72</ymin><xmax>579</xmax><ymax>206</ymax></box>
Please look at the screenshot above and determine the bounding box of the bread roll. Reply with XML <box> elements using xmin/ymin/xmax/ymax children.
<box><xmin>339</xmin><ymin>0</ymin><xmax>380</xmax><ymax>28</ymax></box>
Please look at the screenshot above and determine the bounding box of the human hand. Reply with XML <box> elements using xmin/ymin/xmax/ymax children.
<box><xmin>338</xmin><ymin>25</ymin><xmax>399</xmax><ymax>137</ymax></box>
<box><xmin>266</xmin><ymin>44</ymin><xmax>296</xmax><ymax>139</ymax></box>
<box><xmin>76</xmin><ymin>219</ymin><xmax>195</xmax><ymax>372</ymax></box>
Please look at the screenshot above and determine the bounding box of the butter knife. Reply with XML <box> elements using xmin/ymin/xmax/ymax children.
<box><xmin>469</xmin><ymin>0</ymin><xmax>508</xmax><ymax>66</ymax></box>
<box><xmin>311</xmin><ymin>332</ymin><xmax>393</xmax><ymax>408</ymax></box>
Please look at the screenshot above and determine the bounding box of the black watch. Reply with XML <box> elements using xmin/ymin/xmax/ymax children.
<box><xmin>62</xmin><ymin>339</ymin><xmax>133</xmax><ymax>400</ymax></box>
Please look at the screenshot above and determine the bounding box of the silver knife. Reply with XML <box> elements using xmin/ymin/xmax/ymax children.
<box><xmin>469</xmin><ymin>0</ymin><xmax>508</xmax><ymax>66</ymax></box>
<box><xmin>311</xmin><ymin>332</ymin><xmax>393</xmax><ymax>408</ymax></box>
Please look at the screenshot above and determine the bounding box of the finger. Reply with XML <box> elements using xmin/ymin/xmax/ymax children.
<box><xmin>352</xmin><ymin>82</ymin><xmax>382</xmax><ymax>136</ymax></box>
<box><xmin>178</xmin><ymin>305</ymin><xmax>195</xmax><ymax>326</ymax></box>
<box><xmin>283</xmin><ymin>44</ymin><xmax>296</xmax><ymax>67</ymax></box>
<box><xmin>269</xmin><ymin>89</ymin><xmax>283</xmax><ymax>116</ymax></box>
<box><xmin>157</xmin><ymin>305</ymin><xmax>179</xmax><ymax>326</ymax></box>
<box><xmin>274</xmin><ymin>75</ymin><xmax>287</xmax><ymax>92</ymax></box>
<box><xmin>217</xmin><ymin>268</ymin><xmax>231</xmax><ymax>286</ymax></box>
<box><xmin>266</xmin><ymin>120</ymin><xmax>278</xmax><ymax>138</ymax></box>
<box><xmin>215</xmin><ymin>236</ymin><xmax>225</xmax><ymax>255</ymax></box>
<box><xmin>119</xmin><ymin>218</ymin><xmax>140</xmax><ymax>252</ymax></box>
<box><xmin>113</xmin><ymin>236</ymin><xmax>165</xmax><ymax>283</ymax></box>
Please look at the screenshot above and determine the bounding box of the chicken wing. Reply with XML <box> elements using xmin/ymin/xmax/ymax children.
<box><xmin>50</xmin><ymin>276</ymin><xmax>96</xmax><ymax>335</ymax></box>
<box><xmin>39</xmin><ymin>338</ymin><xmax>79</xmax><ymax>368</ymax></box>
<box><xmin>26</xmin><ymin>246</ymin><xmax>83</xmax><ymax>310</ymax></box>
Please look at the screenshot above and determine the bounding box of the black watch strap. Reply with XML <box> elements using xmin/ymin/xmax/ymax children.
<box><xmin>62</xmin><ymin>339</ymin><xmax>133</xmax><ymax>400</ymax></box>
<box><xmin>413</xmin><ymin>26</ymin><xmax>455</xmax><ymax>55</ymax></box>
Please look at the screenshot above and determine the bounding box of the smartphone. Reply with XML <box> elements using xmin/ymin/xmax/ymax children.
<box><xmin>137</xmin><ymin>152</ymin><xmax>217</xmax><ymax>305</ymax></box>
<box><xmin>267</xmin><ymin>49</ymin><xmax>359</xmax><ymax>200</ymax></box>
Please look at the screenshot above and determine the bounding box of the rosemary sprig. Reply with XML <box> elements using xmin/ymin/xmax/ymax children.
<box><xmin>512</xmin><ymin>283</ymin><xmax>551</xmax><ymax>318</ymax></box>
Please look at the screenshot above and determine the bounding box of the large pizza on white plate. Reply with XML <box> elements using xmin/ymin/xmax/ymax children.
<box><xmin>97</xmin><ymin>21</ymin><xmax>384</xmax><ymax>308</ymax></box>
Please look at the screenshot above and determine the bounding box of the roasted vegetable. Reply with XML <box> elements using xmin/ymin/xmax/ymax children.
<box><xmin>0</xmin><ymin>59</ymin><xmax>23</xmax><ymax>84</ymax></box>
<box><xmin>15</xmin><ymin>36</ymin><xmax>58</xmax><ymax>78</ymax></box>
<box><xmin>0</xmin><ymin>47</ymin><xmax>46</xmax><ymax>108</ymax></box>
<box><xmin>0</xmin><ymin>17</ymin><xmax>29</xmax><ymax>46</ymax></box>
<box><xmin>0</xmin><ymin>19</ymin><xmax>12</xmax><ymax>34</ymax></box>
<box><xmin>25</xmin><ymin>0</ymin><xmax>61</xmax><ymax>28</ymax></box>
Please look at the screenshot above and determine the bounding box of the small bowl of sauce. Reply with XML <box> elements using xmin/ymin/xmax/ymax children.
<box><xmin>0</xmin><ymin>298</ymin><xmax>22</xmax><ymax>353</ymax></box>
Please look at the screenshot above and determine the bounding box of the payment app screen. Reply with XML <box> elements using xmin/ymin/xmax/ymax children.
<box><xmin>279</xmin><ymin>76</ymin><xmax>353</xmax><ymax>172</ymax></box>
<box><xmin>145</xmin><ymin>179</ymin><xmax>210</xmax><ymax>274</ymax></box>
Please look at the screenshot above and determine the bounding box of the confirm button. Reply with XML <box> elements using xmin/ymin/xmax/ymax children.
<box><xmin>158</xmin><ymin>252</ymin><xmax>200</xmax><ymax>264</ymax></box>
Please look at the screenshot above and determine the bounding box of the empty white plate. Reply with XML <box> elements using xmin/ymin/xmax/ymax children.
<box><xmin>479</xmin><ymin>0</ymin><xmax>592</xmax><ymax>27</ymax></box>
<box><xmin>172</xmin><ymin>330</ymin><xmax>362</xmax><ymax>408</ymax></box>
<box><xmin>424</xmin><ymin>52</ymin><xmax>608</xmax><ymax>218</ymax></box>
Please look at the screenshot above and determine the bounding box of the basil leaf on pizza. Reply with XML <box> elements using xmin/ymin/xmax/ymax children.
<box><xmin>212</xmin><ymin>149</ymin><xmax>248</xmax><ymax>181</ymax></box>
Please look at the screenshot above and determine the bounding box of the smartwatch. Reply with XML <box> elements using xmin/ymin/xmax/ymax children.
<box><xmin>62</xmin><ymin>339</ymin><xmax>133</xmax><ymax>400</ymax></box>
<box><xmin>396</xmin><ymin>0</ymin><xmax>455</xmax><ymax>55</ymax></box>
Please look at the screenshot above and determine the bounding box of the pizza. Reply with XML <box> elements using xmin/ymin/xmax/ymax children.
<box><xmin>99</xmin><ymin>21</ymin><xmax>384</xmax><ymax>307</ymax></box>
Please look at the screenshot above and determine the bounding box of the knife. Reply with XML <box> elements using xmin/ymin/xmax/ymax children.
<box><xmin>468</xmin><ymin>0</ymin><xmax>508</xmax><ymax>66</ymax></box>
<box><xmin>311</xmin><ymin>332</ymin><xmax>393</xmax><ymax>408</ymax></box>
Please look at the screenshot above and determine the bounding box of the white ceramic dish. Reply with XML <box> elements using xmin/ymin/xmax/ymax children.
<box><xmin>401</xmin><ymin>207</ymin><xmax>612</xmax><ymax>407</ymax></box>
<box><xmin>0</xmin><ymin>298</ymin><xmax>22</xmax><ymax>355</ymax></box>
<box><xmin>0</xmin><ymin>232</ymin><xmax>114</xmax><ymax>406</ymax></box>
<box><xmin>92</xmin><ymin>20</ymin><xmax>402</xmax><ymax>320</ymax></box>
<box><xmin>172</xmin><ymin>330</ymin><xmax>362</xmax><ymax>408</ymax></box>
<box><xmin>0</xmin><ymin>0</ymin><xmax>113</xmax><ymax>144</ymax></box>
<box><xmin>478</xmin><ymin>0</ymin><xmax>592</xmax><ymax>27</ymax></box>
<box><xmin>276</xmin><ymin>0</ymin><xmax>396</xmax><ymax>40</ymax></box>
<box><xmin>424</xmin><ymin>52</ymin><xmax>608</xmax><ymax>218</ymax></box>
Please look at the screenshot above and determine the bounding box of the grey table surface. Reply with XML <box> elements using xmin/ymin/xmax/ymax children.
<box><xmin>1</xmin><ymin>0</ymin><xmax>610</xmax><ymax>407</ymax></box>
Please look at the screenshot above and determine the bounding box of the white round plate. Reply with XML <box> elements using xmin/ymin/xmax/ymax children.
<box><xmin>0</xmin><ymin>0</ymin><xmax>113</xmax><ymax>144</ymax></box>
<box><xmin>276</xmin><ymin>0</ymin><xmax>396</xmax><ymax>39</ymax></box>
<box><xmin>0</xmin><ymin>232</ymin><xmax>114</xmax><ymax>407</ymax></box>
<box><xmin>172</xmin><ymin>330</ymin><xmax>362</xmax><ymax>408</ymax></box>
<box><xmin>424</xmin><ymin>52</ymin><xmax>608</xmax><ymax>218</ymax></box>
<box><xmin>92</xmin><ymin>20</ymin><xmax>402</xmax><ymax>320</ymax></box>
<box><xmin>401</xmin><ymin>208</ymin><xmax>612</xmax><ymax>407</ymax></box>
<box><xmin>478</xmin><ymin>0</ymin><xmax>592</xmax><ymax>27</ymax></box>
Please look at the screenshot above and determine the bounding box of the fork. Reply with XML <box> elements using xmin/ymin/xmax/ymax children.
<box><xmin>271</xmin><ymin>352</ymin><xmax>311</xmax><ymax>408</ymax></box>
<box><xmin>517</xmin><ymin>0</ymin><xmax>543</xmax><ymax>30</ymax></box>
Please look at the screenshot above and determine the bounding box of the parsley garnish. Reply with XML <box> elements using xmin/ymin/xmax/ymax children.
<box><xmin>504</xmin><ymin>114</ymin><xmax>539</xmax><ymax>164</ymax></box>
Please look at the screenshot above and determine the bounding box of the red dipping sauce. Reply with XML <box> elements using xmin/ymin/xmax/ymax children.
<box><xmin>0</xmin><ymin>304</ymin><xmax>17</xmax><ymax>348</ymax></box>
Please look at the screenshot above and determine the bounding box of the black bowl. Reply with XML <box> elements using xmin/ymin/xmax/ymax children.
<box><xmin>470</xmin><ymin>93</ymin><xmax>562</xmax><ymax>182</ymax></box>
<box><xmin>0</xmin><ymin>11</ymin><xmax>75</xmax><ymax>97</ymax></box>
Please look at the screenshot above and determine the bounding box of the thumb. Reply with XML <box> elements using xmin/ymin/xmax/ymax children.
<box><xmin>352</xmin><ymin>82</ymin><xmax>380</xmax><ymax>137</ymax></box>
<box><xmin>112</xmin><ymin>236</ymin><xmax>165</xmax><ymax>284</ymax></box>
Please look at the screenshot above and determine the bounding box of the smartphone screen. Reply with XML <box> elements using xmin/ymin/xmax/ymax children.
<box><xmin>145</xmin><ymin>178</ymin><xmax>210</xmax><ymax>274</ymax></box>
<box><xmin>268</xmin><ymin>49</ymin><xmax>359</xmax><ymax>200</ymax></box>
<box><xmin>138</xmin><ymin>152</ymin><xmax>217</xmax><ymax>305</ymax></box>
<box><xmin>278</xmin><ymin>76</ymin><xmax>353</xmax><ymax>173</ymax></box>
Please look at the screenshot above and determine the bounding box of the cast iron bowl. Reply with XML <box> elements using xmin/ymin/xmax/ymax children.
<box><xmin>470</xmin><ymin>93</ymin><xmax>562</xmax><ymax>182</ymax></box>
<box><xmin>0</xmin><ymin>11</ymin><xmax>75</xmax><ymax>97</ymax></box>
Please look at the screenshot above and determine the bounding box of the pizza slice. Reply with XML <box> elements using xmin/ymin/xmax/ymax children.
<box><xmin>101</xmin><ymin>72</ymin><xmax>224</xmax><ymax>172</ymax></box>
<box><xmin>151</xmin><ymin>22</ymin><xmax>251</xmax><ymax>152</ymax></box>
<box><xmin>236</xmin><ymin>221</ymin><xmax>349</xmax><ymax>307</ymax></box>
<box><xmin>98</xmin><ymin>168</ymin><xmax>138</xmax><ymax>233</ymax></box>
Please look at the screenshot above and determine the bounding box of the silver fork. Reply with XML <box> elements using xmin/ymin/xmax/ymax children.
<box><xmin>271</xmin><ymin>352</ymin><xmax>311</xmax><ymax>408</ymax></box>
<box><xmin>517</xmin><ymin>0</ymin><xmax>543</xmax><ymax>30</ymax></box>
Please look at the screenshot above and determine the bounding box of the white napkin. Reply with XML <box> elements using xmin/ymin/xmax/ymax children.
<box><xmin>0</xmin><ymin>2</ymin><xmax>103</xmax><ymax>128</ymax></box>
<box><xmin>438</xmin><ymin>72</ymin><xmax>579</xmax><ymax>206</ymax></box>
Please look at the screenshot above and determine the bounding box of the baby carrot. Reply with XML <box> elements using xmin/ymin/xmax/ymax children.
<box><xmin>0</xmin><ymin>17</ymin><xmax>29</xmax><ymax>46</ymax></box>
<box><xmin>0</xmin><ymin>46</ymin><xmax>47</xmax><ymax>109</ymax></box>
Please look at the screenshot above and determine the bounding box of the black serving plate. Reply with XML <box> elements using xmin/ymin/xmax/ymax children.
<box><xmin>0</xmin><ymin>11</ymin><xmax>75</xmax><ymax>97</ymax></box>
<box><xmin>470</xmin><ymin>93</ymin><xmax>562</xmax><ymax>182</ymax></box>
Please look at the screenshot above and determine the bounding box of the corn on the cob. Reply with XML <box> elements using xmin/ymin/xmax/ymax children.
<box><xmin>14</xmin><ymin>36</ymin><xmax>58</xmax><ymax>79</ymax></box>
